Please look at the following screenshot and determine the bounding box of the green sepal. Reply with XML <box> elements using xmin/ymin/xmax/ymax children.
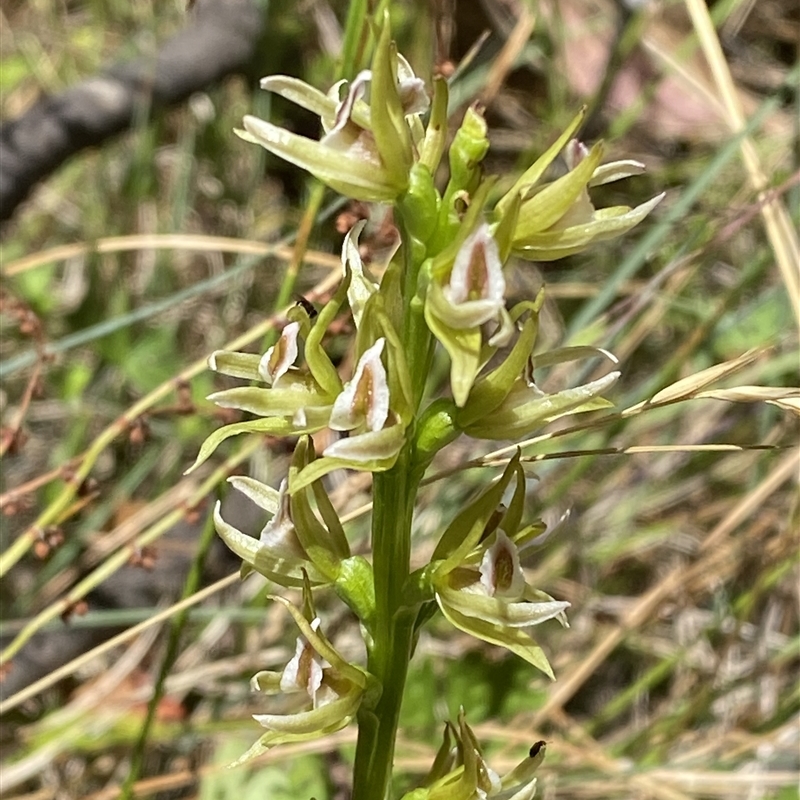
<box><xmin>375</xmin><ymin>256</ymin><xmax>405</xmax><ymax>336</ymax></box>
<box><xmin>463</xmin><ymin>371</ymin><xmax>618</xmax><ymax>440</ymax></box>
<box><xmin>423</xmin><ymin>284</ymin><xmax>483</xmax><ymax>407</ymax></box>
<box><xmin>290</xmin><ymin>423</ymin><xmax>406</xmax><ymax>493</ymax></box>
<box><xmin>207</xmin><ymin>385</ymin><xmax>334</xmax><ymax>417</ymax></box>
<box><xmin>237</xmin><ymin>118</ymin><xmax>401</xmax><ymax>202</ymax></box>
<box><xmin>436</xmin><ymin>599</ymin><xmax>555</xmax><ymax>678</ymax></box>
<box><xmin>259</xmin><ymin>74</ymin><xmax>336</xmax><ymax>124</ymax></box>
<box><xmin>456</xmin><ymin>302</ymin><xmax>542</xmax><ymax>428</ymax></box>
<box><xmin>431</xmin><ymin>452</ymin><xmax>521</xmax><ymax>568</ymax></box>
<box><xmin>228</xmin><ymin>702</ymin><xmax>360</xmax><ymax>768</ymax></box>
<box><xmin>311</xmin><ymin>476</ymin><xmax>350</xmax><ymax>557</ymax></box>
<box><xmin>228</xmin><ymin>475</ymin><xmax>280</xmax><ymax>515</ymax></box>
<box><xmin>501</xmin><ymin>461</ymin><xmax>526</xmax><ymax>538</ymax></box>
<box><xmin>208</xmin><ymin>350</ymin><xmax>261</xmax><ymax>381</ymax></box>
<box><xmin>512</xmin><ymin>193</ymin><xmax>665</xmax><ymax>260</ymax></box>
<box><xmin>272</xmin><ymin>593</ymin><xmax>367</xmax><ymax>685</ymax></box>
<box><xmin>358</xmin><ymin>291</ymin><xmax>414</xmax><ymax>422</ymax></box>
<box><xmin>495</xmin><ymin>106</ymin><xmax>586</xmax><ymax>218</ymax></box>
<box><xmin>438</xmin><ymin>579</ymin><xmax>568</xmax><ymax>629</ymax></box>
<box><xmin>370</xmin><ymin>13</ymin><xmax>412</xmax><ymax>188</ymax></box>
<box><xmin>187</xmin><ymin>417</ymin><xmax>323</xmax><ymax>474</ymax></box>
<box><xmin>492</xmin><ymin>189</ymin><xmax>521</xmax><ymax>264</ymax></box>
<box><xmin>305</xmin><ymin>272</ymin><xmax>351</xmax><ymax>397</ymax></box>
<box><xmin>512</xmin><ymin>141</ymin><xmax>603</xmax><ymax>241</ymax></box>
<box><xmin>423</xmin><ymin>723</ymin><xmax>456</xmax><ymax>786</ymax></box>
<box><xmin>286</xmin><ymin>442</ymin><xmax>349</xmax><ymax>580</ymax></box>
<box><xmin>212</xmin><ymin>501</ymin><xmax>326</xmax><ymax>589</ymax></box>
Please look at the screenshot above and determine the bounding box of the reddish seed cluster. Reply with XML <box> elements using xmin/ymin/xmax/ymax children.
<box><xmin>33</xmin><ymin>526</ymin><xmax>65</xmax><ymax>559</ymax></box>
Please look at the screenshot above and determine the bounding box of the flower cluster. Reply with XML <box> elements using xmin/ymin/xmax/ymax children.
<box><xmin>192</xmin><ymin>12</ymin><xmax>660</xmax><ymax>788</ymax></box>
<box><xmin>407</xmin><ymin>452</ymin><xmax>569</xmax><ymax>677</ymax></box>
<box><xmin>191</xmin><ymin>223</ymin><xmax>413</xmax><ymax>491</ymax></box>
<box><xmin>236</xmin><ymin>21</ymin><xmax>428</xmax><ymax>202</ymax></box>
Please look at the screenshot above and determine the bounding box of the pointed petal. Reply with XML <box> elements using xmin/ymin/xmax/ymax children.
<box><xmin>322</xmin><ymin>419</ymin><xmax>405</xmax><ymax>461</ymax></box>
<box><xmin>589</xmin><ymin>159</ymin><xmax>646</xmax><ymax>186</ymax></box>
<box><xmin>513</xmin><ymin>141</ymin><xmax>604</xmax><ymax>240</ymax></box>
<box><xmin>436</xmin><ymin>595</ymin><xmax>556</xmax><ymax>677</ymax></box>
<box><xmin>238</xmin><ymin>116</ymin><xmax>400</xmax><ymax>201</ymax></box>
<box><xmin>260</xmin><ymin>74</ymin><xmax>337</xmax><ymax>121</ymax></box>
<box><xmin>252</xmin><ymin>689</ymin><xmax>360</xmax><ymax>735</ymax></box>
<box><xmin>495</xmin><ymin>107</ymin><xmax>586</xmax><ymax>218</ymax></box>
<box><xmin>228</xmin><ymin>475</ymin><xmax>280</xmax><ymax>514</ymax></box>
<box><xmin>512</xmin><ymin>193</ymin><xmax>664</xmax><ymax>260</ymax></box>
<box><xmin>186</xmin><ymin>416</ymin><xmax>326</xmax><ymax>474</ymax></box>
<box><xmin>439</xmin><ymin>582</ymin><xmax>570</xmax><ymax>628</ymax></box>
<box><xmin>208</xmin><ymin>350</ymin><xmax>262</xmax><ymax>380</ymax></box>
<box><xmin>463</xmin><ymin>372</ymin><xmax>619</xmax><ymax>440</ymax></box>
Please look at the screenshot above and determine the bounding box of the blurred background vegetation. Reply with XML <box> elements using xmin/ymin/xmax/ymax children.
<box><xmin>1</xmin><ymin>1</ymin><xmax>798</xmax><ymax>798</ymax></box>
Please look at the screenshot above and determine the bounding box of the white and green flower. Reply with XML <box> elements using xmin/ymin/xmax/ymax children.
<box><xmin>494</xmin><ymin>109</ymin><xmax>664</xmax><ymax>260</ymax></box>
<box><xmin>425</xmin><ymin>224</ymin><xmax>513</xmax><ymax>406</ymax></box>
<box><xmin>401</xmin><ymin>710</ymin><xmax>547</xmax><ymax>800</ymax></box>
<box><xmin>230</xmin><ymin>595</ymin><xmax>375</xmax><ymax>766</ymax></box>
<box><xmin>237</xmin><ymin>19</ymin><xmax>427</xmax><ymax>202</ymax></box>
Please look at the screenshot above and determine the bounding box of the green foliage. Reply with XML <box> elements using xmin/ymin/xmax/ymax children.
<box><xmin>201</xmin><ymin>742</ymin><xmax>329</xmax><ymax>800</ymax></box>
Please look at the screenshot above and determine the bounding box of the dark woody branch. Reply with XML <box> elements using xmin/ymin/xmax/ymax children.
<box><xmin>0</xmin><ymin>0</ymin><xmax>265</xmax><ymax>224</ymax></box>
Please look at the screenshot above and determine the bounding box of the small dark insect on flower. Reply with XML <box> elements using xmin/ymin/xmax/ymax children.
<box><xmin>529</xmin><ymin>740</ymin><xmax>546</xmax><ymax>758</ymax></box>
<box><xmin>293</xmin><ymin>294</ymin><xmax>318</xmax><ymax>319</ymax></box>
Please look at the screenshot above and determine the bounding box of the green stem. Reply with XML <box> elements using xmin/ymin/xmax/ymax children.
<box><xmin>352</xmin><ymin>445</ymin><xmax>421</xmax><ymax>800</ymax></box>
<box><xmin>351</xmin><ymin>202</ymin><xmax>431</xmax><ymax>798</ymax></box>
